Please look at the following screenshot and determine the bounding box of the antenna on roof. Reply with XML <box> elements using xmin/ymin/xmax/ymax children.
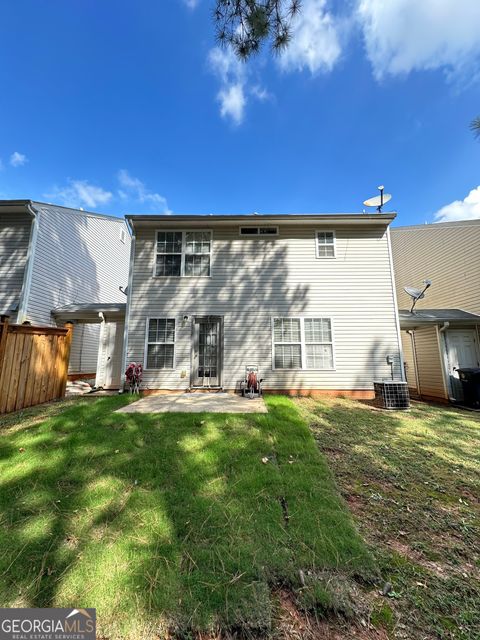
<box><xmin>404</xmin><ymin>279</ymin><xmax>432</xmax><ymax>314</ymax></box>
<box><xmin>363</xmin><ymin>185</ymin><xmax>392</xmax><ymax>213</ymax></box>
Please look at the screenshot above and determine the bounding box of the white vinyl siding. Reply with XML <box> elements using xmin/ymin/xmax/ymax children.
<box><xmin>0</xmin><ymin>212</ymin><xmax>32</xmax><ymax>320</ymax></box>
<box><xmin>155</xmin><ymin>230</ymin><xmax>211</xmax><ymax>277</ymax></box>
<box><xmin>145</xmin><ymin>318</ymin><xmax>175</xmax><ymax>369</ymax></box>
<box><xmin>127</xmin><ymin>224</ymin><xmax>402</xmax><ymax>391</ymax></box>
<box><xmin>316</xmin><ymin>230</ymin><xmax>336</xmax><ymax>258</ymax></box>
<box><xmin>20</xmin><ymin>204</ymin><xmax>130</xmax><ymax>374</ymax></box>
<box><xmin>273</xmin><ymin>317</ymin><xmax>334</xmax><ymax>370</ymax></box>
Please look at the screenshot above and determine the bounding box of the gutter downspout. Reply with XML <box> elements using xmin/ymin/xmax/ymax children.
<box><xmin>120</xmin><ymin>219</ymin><xmax>135</xmax><ymax>393</ymax></box>
<box><xmin>386</xmin><ymin>226</ymin><xmax>406</xmax><ymax>381</ymax></box>
<box><xmin>438</xmin><ymin>322</ymin><xmax>451</xmax><ymax>400</ymax></box>
<box><xmin>17</xmin><ymin>202</ymin><xmax>40</xmax><ymax>323</ymax></box>
<box><xmin>406</xmin><ymin>330</ymin><xmax>420</xmax><ymax>396</ymax></box>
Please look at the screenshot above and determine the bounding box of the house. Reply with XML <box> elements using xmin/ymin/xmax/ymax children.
<box><xmin>122</xmin><ymin>213</ymin><xmax>404</xmax><ymax>396</ymax></box>
<box><xmin>391</xmin><ymin>219</ymin><xmax>480</xmax><ymax>403</ymax></box>
<box><xmin>0</xmin><ymin>200</ymin><xmax>130</xmax><ymax>388</ymax></box>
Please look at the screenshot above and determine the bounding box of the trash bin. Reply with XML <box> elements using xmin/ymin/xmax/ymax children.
<box><xmin>456</xmin><ymin>368</ymin><xmax>480</xmax><ymax>408</ymax></box>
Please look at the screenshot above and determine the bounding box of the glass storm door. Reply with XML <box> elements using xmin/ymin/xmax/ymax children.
<box><xmin>192</xmin><ymin>317</ymin><xmax>222</xmax><ymax>387</ymax></box>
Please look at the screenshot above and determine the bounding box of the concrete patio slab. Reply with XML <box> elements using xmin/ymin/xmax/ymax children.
<box><xmin>115</xmin><ymin>392</ymin><xmax>268</xmax><ymax>414</ymax></box>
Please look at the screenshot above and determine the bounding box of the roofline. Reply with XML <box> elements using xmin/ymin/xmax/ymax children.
<box><xmin>0</xmin><ymin>199</ymin><xmax>126</xmax><ymax>223</ymax></box>
<box><xmin>126</xmin><ymin>212</ymin><xmax>396</xmax><ymax>226</ymax></box>
<box><xmin>392</xmin><ymin>218</ymin><xmax>480</xmax><ymax>231</ymax></box>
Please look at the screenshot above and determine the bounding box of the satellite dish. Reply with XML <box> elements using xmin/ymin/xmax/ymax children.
<box><xmin>363</xmin><ymin>194</ymin><xmax>392</xmax><ymax>208</ymax></box>
<box><xmin>404</xmin><ymin>286</ymin><xmax>425</xmax><ymax>300</ymax></box>
<box><xmin>363</xmin><ymin>185</ymin><xmax>392</xmax><ymax>212</ymax></box>
<box><xmin>404</xmin><ymin>279</ymin><xmax>432</xmax><ymax>314</ymax></box>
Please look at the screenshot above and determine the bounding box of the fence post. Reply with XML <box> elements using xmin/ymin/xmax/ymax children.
<box><xmin>0</xmin><ymin>315</ymin><xmax>10</xmax><ymax>375</ymax></box>
<box><xmin>58</xmin><ymin>322</ymin><xmax>74</xmax><ymax>398</ymax></box>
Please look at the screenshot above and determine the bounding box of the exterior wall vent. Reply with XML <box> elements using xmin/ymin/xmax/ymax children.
<box><xmin>239</xmin><ymin>226</ymin><xmax>278</xmax><ymax>236</ymax></box>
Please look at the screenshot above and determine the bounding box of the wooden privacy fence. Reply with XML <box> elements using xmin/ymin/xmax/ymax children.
<box><xmin>0</xmin><ymin>317</ymin><xmax>73</xmax><ymax>415</ymax></box>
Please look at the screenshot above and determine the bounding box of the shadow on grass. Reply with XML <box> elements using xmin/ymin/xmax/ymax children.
<box><xmin>0</xmin><ymin>395</ymin><xmax>374</xmax><ymax>639</ymax></box>
<box><xmin>298</xmin><ymin>396</ymin><xmax>480</xmax><ymax>640</ymax></box>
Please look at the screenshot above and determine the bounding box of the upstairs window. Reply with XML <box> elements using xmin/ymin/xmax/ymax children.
<box><xmin>155</xmin><ymin>230</ymin><xmax>211</xmax><ymax>277</ymax></box>
<box><xmin>146</xmin><ymin>318</ymin><xmax>175</xmax><ymax>369</ymax></box>
<box><xmin>239</xmin><ymin>226</ymin><xmax>278</xmax><ymax>236</ymax></box>
<box><xmin>316</xmin><ymin>231</ymin><xmax>336</xmax><ymax>258</ymax></box>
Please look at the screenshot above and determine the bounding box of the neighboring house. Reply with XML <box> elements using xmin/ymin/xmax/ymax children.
<box><xmin>122</xmin><ymin>213</ymin><xmax>404</xmax><ymax>396</ymax></box>
<box><xmin>0</xmin><ymin>200</ymin><xmax>130</xmax><ymax>386</ymax></box>
<box><xmin>391</xmin><ymin>219</ymin><xmax>480</xmax><ymax>403</ymax></box>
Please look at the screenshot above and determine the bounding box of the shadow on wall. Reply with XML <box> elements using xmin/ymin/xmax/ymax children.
<box><xmin>133</xmin><ymin>237</ymin><xmax>311</xmax><ymax>387</ymax></box>
<box><xmin>132</xmin><ymin>225</ymin><xmax>400</xmax><ymax>390</ymax></box>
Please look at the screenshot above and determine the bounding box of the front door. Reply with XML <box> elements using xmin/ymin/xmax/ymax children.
<box><xmin>445</xmin><ymin>329</ymin><xmax>480</xmax><ymax>400</ymax></box>
<box><xmin>192</xmin><ymin>317</ymin><xmax>222</xmax><ymax>387</ymax></box>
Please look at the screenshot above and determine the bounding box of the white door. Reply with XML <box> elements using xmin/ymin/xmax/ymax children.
<box><xmin>445</xmin><ymin>329</ymin><xmax>480</xmax><ymax>400</ymax></box>
<box><xmin>103</xmin><ymin>321</ymin><xmax>125</xmax><ymax>389</ymax></box>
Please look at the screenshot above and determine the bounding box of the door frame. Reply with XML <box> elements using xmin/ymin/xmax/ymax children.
<box><xmin>96</xmin><ymin>319</ymin><xmax>125</xmax><ymax>390</ymax></box>
<box><xmin>190</xmin><ymin>315</ymin><xmax>224</xmax><ymax>388</ymax></box>
<box><xmin>442</xmin><ymin>326</ymin><xmax>480</xmax><ymax>400</ymax></box>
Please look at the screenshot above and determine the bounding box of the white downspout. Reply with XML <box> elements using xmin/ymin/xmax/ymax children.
<box><xmin>406</xmin><ymin>329</ymin><xmax>420</xmax><ymax>395</ymax></box>
<box><xmin>386</xmin><ymin>226</ymin><xmax>406</xmax><ymax>381</ymax></box>
<box><xmin>17</xmin><ymin>202</ymin><xmax>40</xmax><ymax>323</ymax></box>
<box><xmin>120</xmin><ymin>220</ymin><xmax>135</xmax><ymax>392</ymax></box>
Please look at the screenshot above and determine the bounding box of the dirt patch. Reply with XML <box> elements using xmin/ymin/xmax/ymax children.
<box><xmin>273</xmin><ymin>590</ymin><xmax>388</xmax><ymax>640</ymax></box>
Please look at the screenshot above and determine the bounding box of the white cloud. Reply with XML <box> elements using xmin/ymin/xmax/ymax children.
<box><xmin>208</xmin><ymin>47</ymin><xmax>247</xmax><ymax>125</ymax></box>
<box><xmin>279</xmin><ymin>0</ymin><xmax>342</xmax><ymax>74</ymax></box>
<box><xmin>47</xmin><ymin>180</ymin><xmax>113</xmax><ymax>209</ymax></box>
<box><xmin>434</xmin><ymin>186</ymin><xmax>480</xmax><ymax>223</ymax></box>
<box><xmin>250</xmin><ymin>85</ymin><xmax>272</xmax><ymax>102</ymax></box>
<box><xmin>117</xmin><ymin>169</ymin><xmax>171</xmax><ymax>213</ymax></box>
<box><xmin>218</xmin><ymin>83</ymin><xmax>246</xmax><ymax>125</ymax></box>
<box><xmin>10</xmin><ymin>151</ymin><xmax>28</xmax><ymax>167</ymax></box>
<box><xmin>357</xmin><ymin>0</ymin><xmax>480</xmax><ymax>81</ymax></box>
<box><xmin>208</xmin><ymin>46</ymin><xmax>271</xmax><ymax>124</ymax></box>
<box><xmin>182</xmin><ymin>0</ymin><xmax>198</xmax><ymax>7</ymax></box>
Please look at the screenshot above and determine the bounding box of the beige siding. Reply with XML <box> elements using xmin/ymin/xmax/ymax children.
<box><xmin>401</xmin><ymin>331</ymin><xmax>418</xmax><ymax>392</ymax></box>
<box><xmin>391</xmin><ymin>220</ymin><xmax>480</xmax><ymax>313</ymax></box>
<box><xmin>127</xmin><ymin>224</ymin><xmax>402</xmax><ymax>391</ymax></box>
<box><xmin>408</xmin><ymin>326</ymin><xmax>447</xmax><ymax>399</ymax></box>
<box><xmin>0</xmin><ymin>212</ymin><xmax>31</xmax><ymax>321</ymax></box>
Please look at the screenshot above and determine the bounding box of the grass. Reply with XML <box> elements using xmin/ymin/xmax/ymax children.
<box><xmin>298</xmin><ymin>396</ymin><xmax>480</xmax><ymax>640</ymax></box>
<box><xmin>0</xmin><ymin>395</ymin><xmax>373</xmax><ymax>639</ymax></box>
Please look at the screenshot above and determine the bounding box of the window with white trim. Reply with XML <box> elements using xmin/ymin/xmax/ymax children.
<box><xmin>304</xmin><ymin>318</ymin><xmax>334</xmax><ymax>369</ymax></box>
<box><xmin>146</xmin><ymin>318</ymin><xmax>175</xmax><ymax>368</ymax></box>
<box><xmin>316</xmin><ymin>231</ymin><xmax>336</xmax><ymax>258</ymax></box>
<box><xmin>155</xmin><ymin>230</ymin><xmax>211</xmax><ymax>277</ymax></box>
<box><xmin>274</xmin><ymin>318</ymin><xmax>302</xmax><ymax>369</ymax></box>
<box><xmin>273</xmin><ymin>317</ymin><xmax>334</xmax><ymax>369</ymax></box>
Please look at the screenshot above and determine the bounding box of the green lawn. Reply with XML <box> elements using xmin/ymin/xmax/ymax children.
<box><xmin>0</xmin><ymin>395</ymin><xmax>373</xmax><ymax>639</ymax></box>
<box><xmin>298</xmin><ymin>397</ymin><xmax>480</xmax><ymax>640</ymax></box>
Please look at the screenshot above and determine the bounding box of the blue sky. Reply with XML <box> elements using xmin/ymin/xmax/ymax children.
<box><xmin>0</xmin><ymin>0</ymin><xmax>479</xmax><ymax>226</ymax></box>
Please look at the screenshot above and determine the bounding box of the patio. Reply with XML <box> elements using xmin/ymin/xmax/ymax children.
<box><xmin>115</xmin><ymin>391</ymin><xmax>268</xmax><ymax>413</ymax></box>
